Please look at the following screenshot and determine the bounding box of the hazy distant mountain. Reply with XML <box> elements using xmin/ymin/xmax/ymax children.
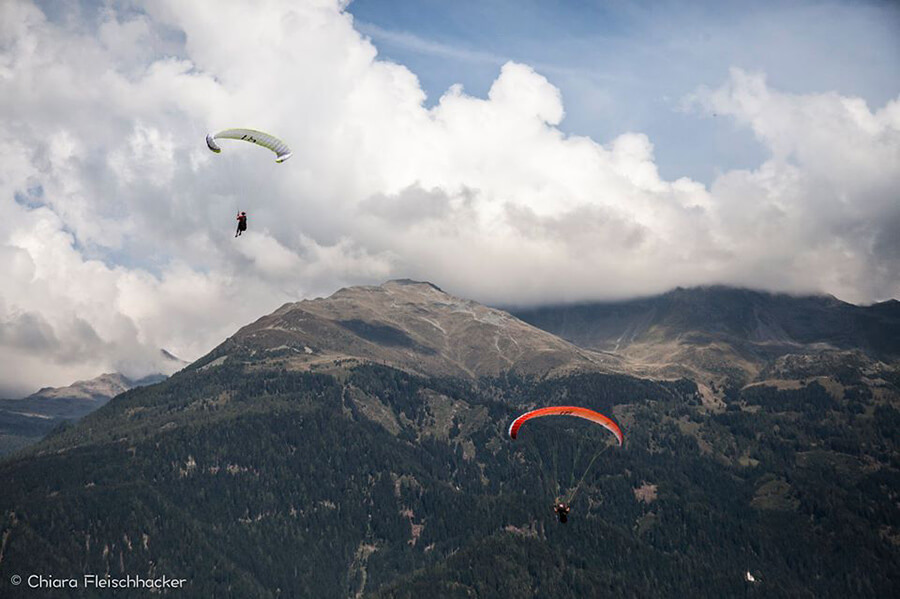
<box><xmin>512</xmin><ymin>286</ymin><xmax>900</xmax><ymax>386</ymax></box>
<box><xmin>1</xmin><ymin>282</ymin><xmax>897</xmax><ymax>598</ymax></box>
<box><xmin>0</xmin><ymin>350</ymin><xmax>185</xmax><ymax>455</ymax></box>
<box><xmin>26</xmin><ymin>372</ymin><xmax>138</xmax><ymax>403</ymax></box>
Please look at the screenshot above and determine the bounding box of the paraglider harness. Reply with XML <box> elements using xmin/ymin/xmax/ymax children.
<box><xmin>552</xmin><ymin>444</ymin><xmax>613</xmax><ymax>524</ymax></box>
<box><xmin>235</xmin><ymin>211</ymin><xmax>247</xmax><ymax>236</ymax></box>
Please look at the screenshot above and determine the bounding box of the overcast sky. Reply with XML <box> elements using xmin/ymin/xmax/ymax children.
<box><xmin>1</xmin><ymin>0</ymin><xmax>898</xmax><ymax>396</ymax></box>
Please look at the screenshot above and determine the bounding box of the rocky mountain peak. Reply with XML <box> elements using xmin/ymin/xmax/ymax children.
<box><xmin>200</xmin><ymin>280</ymin><xmax>615</xmax><ymax>379</ymax></box>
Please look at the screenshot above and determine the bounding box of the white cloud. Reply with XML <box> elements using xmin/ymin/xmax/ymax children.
<box><xmin>0</xmin><ymin>0</ymin><xmax>897</xmax><ymax>395</ymax></box>
<box><xmin>692</xmin><ymin>69</ymin><xmax>900</xmax><ymax>301</ymax></box>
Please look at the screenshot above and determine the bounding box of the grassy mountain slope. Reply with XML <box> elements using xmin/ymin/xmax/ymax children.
<box><xmin>513</xmin><ymin>286</ymin><xmax>900</xmax><ymax>387</ymax></box>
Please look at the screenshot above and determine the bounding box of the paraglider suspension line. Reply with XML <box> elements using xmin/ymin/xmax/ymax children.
<box><xmin>563</xmin><ymin>444</ymin><xmax>610</xmax><ymax>505</ymax></box>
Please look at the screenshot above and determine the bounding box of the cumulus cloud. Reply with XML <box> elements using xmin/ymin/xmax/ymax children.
<box><xmin>690</xmin><ymin>69</ymin><xmax>900</xmax><ymax>300</ymax></box>
<box><xmin>0</xmin><ymin>0</ymin><xmax>897</xmax><ymax>395</ymax></box>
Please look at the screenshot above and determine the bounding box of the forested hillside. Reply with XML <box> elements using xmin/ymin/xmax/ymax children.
<box><xmin>2</xmin><ymin>359</ymin><xmax>897</xmax><ymax>598</ymax></box>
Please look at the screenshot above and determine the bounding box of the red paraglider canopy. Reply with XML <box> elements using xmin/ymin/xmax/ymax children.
<box><xmin>508</xmin><ymin>406</ymin><xmax>623</xmax><ymax>446</ymax></box>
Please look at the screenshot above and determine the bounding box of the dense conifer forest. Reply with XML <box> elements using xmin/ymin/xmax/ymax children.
<box><xmin>1</xmin><ymin>361</ymin><xmax>897</xmax><ymax>597</ymax></box>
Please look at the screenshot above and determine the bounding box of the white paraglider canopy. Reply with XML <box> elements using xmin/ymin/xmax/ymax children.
<box><xmin>206</xmin><ymin>128</ymin><xmax>292</xmax><ymax>163</ymax></box>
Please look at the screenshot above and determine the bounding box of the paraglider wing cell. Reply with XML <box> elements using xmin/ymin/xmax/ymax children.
<box><xmin>508</xmin><ymin>406</ymin><xmax>623</xmax><ymax>445</ymax></box>
<box><xmin>205</xmin><ymin>128</ymin><xmax>292</xmax><ymax>162</ymax></box>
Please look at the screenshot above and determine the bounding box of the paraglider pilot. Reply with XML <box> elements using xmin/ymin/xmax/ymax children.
<box><xmin>235</xmin><ymin>211</ymin><xmax>247</xmax><ymax>237</ymax></box>
<box><xmin>553</xmin><ymin>502</ymin><xmax>571</xmax><ymax>524</ymax></box>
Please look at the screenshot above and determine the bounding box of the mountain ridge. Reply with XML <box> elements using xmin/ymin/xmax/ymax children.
<box><xmin>190</xmin><ymin>279</ymin><xmax>619</xmax><ymax>381</ymax></box>
<box><xmin>0</xmin><ymin>280</ymin><xmax>898</xmax><ymax>597</ymax></box>
<box><xmin>511</xmin><ymin>284</ymin><xmax>900</xmax><ymax>387</ymax></box>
